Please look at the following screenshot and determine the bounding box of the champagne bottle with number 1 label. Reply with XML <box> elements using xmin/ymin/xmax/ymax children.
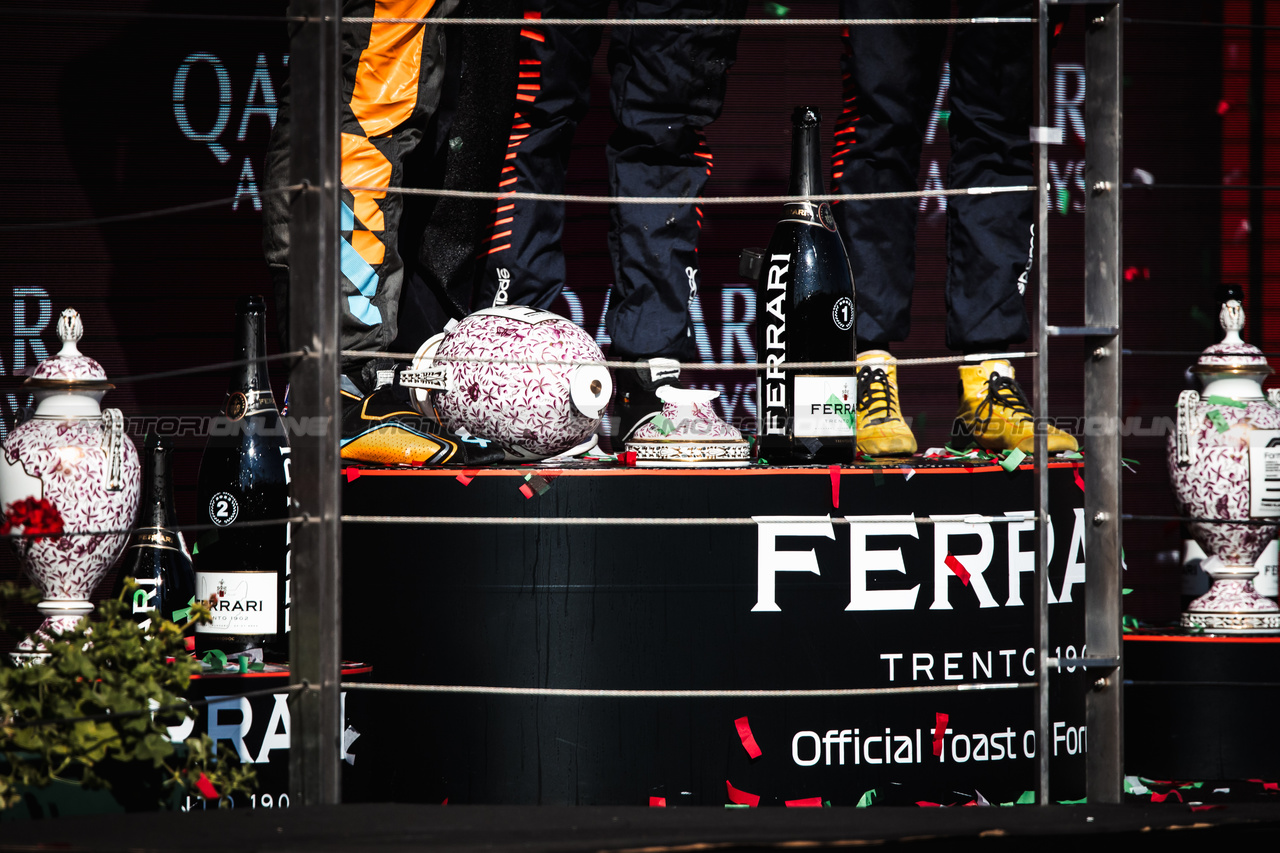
<box><xmin>193</xmin><ymin>295</ymin><xmax>291</xmax><ymax>662</ymax></box>
<box><xmin>751</xmin><ymin>106</ymin><xmax>857</xmax><ymax>463</ymax></box>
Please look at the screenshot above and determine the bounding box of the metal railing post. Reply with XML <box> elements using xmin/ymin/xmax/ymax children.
<box><xmin>1032</xmin><ymin>0</ymin><xmax>1052</xmax><ymax>807</ymax></box>
<box><xmin>1082</xmin><ymin>1</ymin><xmax>1124</xmax><ymax>805</ymax></box>
<box><xmin>287</xmin><ymin>0</ymin><xmax>344</xmax><ymax>806</ymax></box>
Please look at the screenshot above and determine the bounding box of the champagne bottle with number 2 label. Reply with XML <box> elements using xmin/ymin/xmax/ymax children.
<box><xmin>193</xmin><ymin>295</ymin><xmax>291</xmax><ymax>662</ymax></box>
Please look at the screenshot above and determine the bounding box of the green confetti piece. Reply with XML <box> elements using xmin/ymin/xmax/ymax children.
<box><xmin>250</xmin><ymin>661</ymin><xmax>266</xmax><ymax>672</ymax></box>
<box><xmin>763</xmin><ymin>1</ymin><xmax>789</xmax><ymax>16</ymax></box>
<box><xmin>1124</xmin><ymin>776</ymin><xmax>1150</xmax><ymax>795</ymax></box>
<box><xmin>202</xmin><ymin>649</ymin><xmax>228</xmax><ymax>672</ymax></box>
<box><xmin>1207</xmin><ymin>395</ymin><xmax>1248</xmax><ymax>408</ymax></box>
<box><xmin>1122</xmin><ymin>615</ymin><xmax>1140</xmax><ymax>633</ymax></box>
<box><xmin>1123</xmin><ymin>588</ymin><xmax>1133</xmax><ymax>595</ymax></box>
<box><xmin>872</xmin><ymin>469</ymin><xmax>884</xmax><ymax>486</ymax></box>
<box><xmin>856</xmin><ymin>789</ymin><xmax>877</xmax><ymax>808</ymax></box>
<box><xmin>756</xmin><ymin>457</ymin><xmax>769</xmax><ymax>465</ymax></box>
<box><xmin>1000</xmin><ymin>448</ymin><xmax>1027</xmax><ymax>472</ymax></box>
<box><xmin>1207</xmin><ymin>409</ymin><xmax>1230</xmax><ymax>433</ymax></box>
<box><xmin>1190</xmin><ymin>305</ymin><xmax>1214</xmax><ymax>330</ymax></box>
<box><xmin>1060</xmin><ymin>450</ymin><xmax>1083</xmax><ymax>459</ymax></box>
<box><xmin>1179</xmin><ymin>781</ymin><xmax>1204</xmax><ymax>789</ymax></box>
<box><xmin>823</xmin><ymin>800</ymin><xmax>832</xmax><ymax>808</ymax></box>
<box><xmin>171</xmin><ymin>596</ymin><xmax>196</xmax><ymax>623</ymax></box>
<box><xmin>1057</xmin><ymin>188</ymin><xmax>1070</xmax><ymax>215</ymax></box>
<box><xmin>1121</xmin><ymin>547</ymin><xmax>1127</xmax><ymax>570</ymax></box>
<box><xmin>725</xmin><ymin>803</ymin><xmax>751</xmax><ymax>809</ymax></box>
<box><xmin>938</xmin><ymin>110</ymin><xmax>951</xmax><ymax>129</ymax></box>
<box><xmin>1057</xmin><ymin>797</ymin><xmax>1088</xmax><ymax>805</ymax></box>
<box><xmin>1016</xmin><ymin>791</ymin><xmax>1036</xmax><ymax>805</ymax></box>
<box><xmin>1121</xmin><ymin>456</ymin><xmax>1140</xmax><ymax>466</ymax></box>
<box><xmin>828</xmin><ymin>394</ymin><xmax>856</xmax><ymax>430</ymax></box>
<box><xmin>192</xmin><ymin>542</ymin><xmax>198</xmax><ymax>555</ymax></box>
<box><xmin>653</xmin><ymin>415</ymin><xmax>675</xmax><ymax>435</ymax></box>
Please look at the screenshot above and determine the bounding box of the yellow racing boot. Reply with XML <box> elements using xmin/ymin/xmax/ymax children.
<box><xmin>952</xmin><ymin>359</ymin><xmax>1078</xmax><ymax>454</ymax></box>
<box><xmin>855</xmin><ymin>350</ymin><xmax>918</xmax><ymax>456</ymax></box>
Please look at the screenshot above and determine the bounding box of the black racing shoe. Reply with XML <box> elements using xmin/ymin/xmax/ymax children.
<box><xmin>339</xmin><ymin>364</ymin><xmax>505</xmax><ymax>467</ymax></box>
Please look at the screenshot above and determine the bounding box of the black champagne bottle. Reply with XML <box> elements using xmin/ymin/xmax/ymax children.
<box><xmin>753</xmin><ymin>106</ymin><xmax>857</xmax><ymax>463</ymax></box>
<box><xmin>193</xmin><ymin>295</ymin><xmax>292</xmax><ymax>661</ymax></box>
<box><xmin>112</xmin><ymin>433</ymin><xmax>197</xmax><ymax>631</ymax></box>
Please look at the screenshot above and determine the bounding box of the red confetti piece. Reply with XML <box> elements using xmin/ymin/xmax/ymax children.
<box><xmin>726</xmin><ymin>780</ymin><xmax>760</xmax><ymax>807</ymax></box>
<box><xmin>1248</xmin><ymin>778</ymin><xmax>1280</xmax><ymax>791</ymax></box>
<box><xmin>184</xmin><ymin>636</ymin><xmax>195</xmax><ymax>652</ymax></box>
<box><xmin>1074</xmin><ymin>469</ymin><xmax>1085</xmax><ymax>492</ymax></box>
<box><xmin>519</xmin><ymin>484</ymin><xmax>534</xmax><ymax>499</ymax></box>
<box><xmin>456</xmin><ymin>470</ymin><xmax>478</xmax><ymax>486</ymax></box>
<box><xmin>620</xmin><ymin>451</ymin><xmax>637</xmax><ymax>467</ymax></box>
<box><xmin>829</xmin><ymin>464</ymin><xmax>841</xmax><ymax>509</ymax></box>
<box><xmin>442</xmin><ymin>798</ymin><xmax>448</xmax><ymax>805</ymax></box>
<box><xmin>916</xmin><ymin>801</ymin><xmax>944</xmax><ymax>807</ymax></box>
<box><xmin>1151</xmin><ymin>789</ymin><xmax>1183</xmax><ymax>803</ymax></box>
<box><xmin>1191</xmin><ymin>804</ymin><xmax>1224</xmax><ymax>812</ymax></box>
<box><xmin>195</xmin><ymin>773</ymin><xmax>219</xmax><ymax>799</ymax></box>
<box><xmin>944</xmin><ymin>553</ymin><xmax>971</xmax><ymax>586</ymax></box>
<box><xmin>1218</xmin><ymin>99</ymin><xmax>1231</xmax><ymax>115</ymax></box>
<box><xmin>785</xmin><ymin>797</ymin><xmax>823</xmax><ymax>807</ymax></box>
<box><xmin>734</xmin><ymin>716</ymin><xmax>763</xmax><ymax>759</ymax></box>
<box><xmin>344</xmin><ymin>467</ymin><xmax>361</xmax><ymax>483</ymax></box>
<box><xmin>649</xmin><ymin>797</ymin><xmax>666</xmax><ymax>807</ymax></box>
<box><xmin>933</xmin><ymin>712</ymin><xmax>948</xmax><ymax>756</ymax></box>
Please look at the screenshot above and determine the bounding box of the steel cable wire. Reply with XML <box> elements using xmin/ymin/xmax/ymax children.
<box><xmin>348</xmin><ymin>184</ymin><xmax>1036</xmax><ymax>206</ymax></box>
<box><xmin>340</xmin><ymin>680</ymin><xmax>1038</xmax><ymax>699</ymax></box>
<box><xmin>0</xmin><ymin>185</ymin><xmax>306</xmax><ymax>234</ymax></box>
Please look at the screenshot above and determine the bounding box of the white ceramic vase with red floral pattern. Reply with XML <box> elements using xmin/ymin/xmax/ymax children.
<box><xmin>1167</xmin><ymin>300</ymin><xmax>1280</xmax><ymax>633</ymax></box>
<box><xmin>403</xmin><ymin>306</ymin><xmax>613</xmax><ymax>461</ymax></box>
<box><xmin>0</xmin><ymin>309</ymin><xmax>140</xmax><ymax>654</ymax></box>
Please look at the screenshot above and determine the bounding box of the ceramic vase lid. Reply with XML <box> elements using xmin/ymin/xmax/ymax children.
<box><xmin>25</xmin><ymin>309</ymin><xmax>112</xmax><ymax>390</ymax></box>
<box><xmin>1192</xmin><ymin>299</ymin><xmax>1273</xmax><ymax>377</ymax></box>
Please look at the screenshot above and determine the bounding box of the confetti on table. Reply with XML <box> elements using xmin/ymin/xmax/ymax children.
<box><xmin>785</xmin><ymin>797</ymin><xmax>823</xmax><ymax>807</ymax></box>
<box><xmin>900</xmin><ymin>466</ymin><xmax>915</xmax><ymax>481</ymax></box>
<box><xmin>519</xmin><ymin>484</ymin><xmax>534</xmax><ymax>499</ymax></box>
<box><xmin>829</xmin><ymin>465</ymin><xmax>840</xmax><ymax>508</ymax></box>
<box><xmin>456</xmin><ymin>470</ymin><xmax>478</xmax><ymax>486</ymax></box>
<box><xmin>735</xmin><ymin>716</ymin><xmax>763</xmax><ymax>759</ymax></box>
<box><xmin>196</xmin><ymin>773</ymin><xmax>219</xmax><ymax>799</ymax></box>
<box><xmin>1000</xmin><ymin>448</ymin><xmax>1026</xmax><ymax>472</ymax></box>
<box><xmin>650</xmin><ymin>797</ymin><xmax>666</xmax><ymax>807</ymax></box>
<box><xmin>726</xmin><ymin>780</ymin><xmax>760</xmax><ymax>807</ymax></box>
<box><xmin>856</xmin><ymin>789</ymin><xmax>877</xmax><ymax>808</ymax></box>
<box><xmin>345</xmin><ymin>467</ymin><xmax>361</xmax><ymax>483</ymax></box>
<box><xmin>1151</xmin><ymin>789</ymin><xmax>1183</xmax><ymax>803</ymax></box>
<box><xmin>944</xmin><ymin>553</ymin><xmax>970</xmax><ymax>586</ymax></box>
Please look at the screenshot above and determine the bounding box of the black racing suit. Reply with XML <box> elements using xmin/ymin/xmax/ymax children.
<box><xmin>471</xmin><ymin>0</ymin><xmax>747</xmax><ymax>364</ymax></box>
<box><xmin>832</xmin><ymin>0</ymin><xmax>1037</xmax><ymax>352</ymax></box>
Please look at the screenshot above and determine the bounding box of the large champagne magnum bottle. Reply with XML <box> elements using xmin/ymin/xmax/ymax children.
<box><xmin>752</xmin><ymin>106</ymin><xmax>857</xmax><ymax>463</ymax></box>
<box><xmin>194</xmin><ymin>295</ymin><xmax>292</xmax><ymax>661</ymax></box>
<box><xmin>112</xmin><ymin>433</ymin><xmax>197</xmax><ymax>631</ymax></box>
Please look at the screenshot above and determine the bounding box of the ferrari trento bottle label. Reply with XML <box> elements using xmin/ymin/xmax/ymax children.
<box><xmin>195</xmin><ymin>571</ymin><xmax>278</xmax><ymax>635</ymax></box>
<box><xmin>794</xmin><ymin>375</ymin><xmax>856</xmax><ymax>438</ymax></box>
<box><xmin>761</xmin><ymin>252</ymin><xmax>790</xmax><ymax>436</ymax></box>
